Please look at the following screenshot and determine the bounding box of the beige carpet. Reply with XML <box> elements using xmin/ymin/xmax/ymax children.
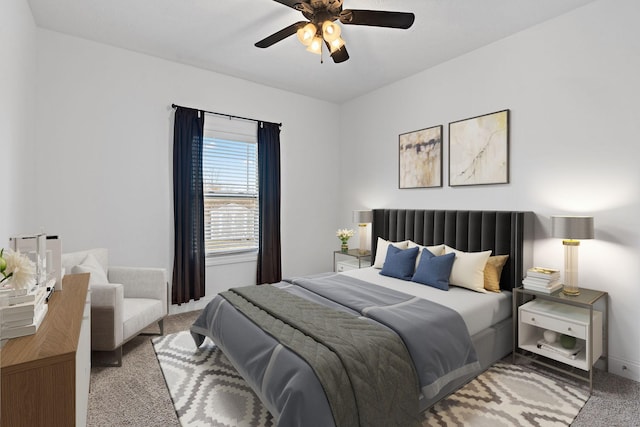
<box><xmin>153</xmin><ymin>330</ymin><xmax>589</xmax><ymax>427</ymax></box>
<box><xmin>87</xmin><ymin>312</ymin><xmax>200</xmax><ymax>427</ymax></box>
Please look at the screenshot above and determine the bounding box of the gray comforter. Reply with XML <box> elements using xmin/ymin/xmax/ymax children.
<box><xmin>191</xmin><ymin>273</ymin><xmax>480</xmax><ymax>427</ymax></box>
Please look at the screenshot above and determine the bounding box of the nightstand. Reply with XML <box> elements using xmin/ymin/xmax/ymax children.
<box><xmin>333</xmin><ymin>249</ymin><xmax>371</xmax><ymax>272</ymax></box>
<box><xmin>512</xmin><ymin>286</ymin><xmax>608</xmax><ymax>393</ymax></box>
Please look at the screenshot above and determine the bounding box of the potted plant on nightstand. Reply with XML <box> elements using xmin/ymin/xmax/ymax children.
<box><xmin>336</xmin><ymin>229</ymin><xmax>354</xmax><ymax>253</ymax></box>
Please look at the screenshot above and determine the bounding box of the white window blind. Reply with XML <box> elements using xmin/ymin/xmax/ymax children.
<box><xmin>203</xmin><ymin>115</ymin><xmax>258</xmax><ymax>255</ymax></box>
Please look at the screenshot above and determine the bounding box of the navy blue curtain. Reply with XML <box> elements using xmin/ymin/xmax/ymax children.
<box><xmin>257</xmin><ymin>121</ymin><xmax>282</xmax><ymax>284</ymax></box>
<box><xmin>172</xmin><ymin>107</ymin><xmax>205</xmax><ymax>304</ymax></box>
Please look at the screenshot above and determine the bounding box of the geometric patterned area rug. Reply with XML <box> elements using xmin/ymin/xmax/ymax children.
<box><xmin>153</xmin><ymin>331</ymin><xmax>589</xmax><ymax>427</ymax></box>
<box><xmin>152</xmin><ymin>331</ymin><xmax>274</xmax><ymax>427</ymax></box>
<box><xmin>423</xmin><ymin>362</ymin><xmax>589</xmax><ymax>426</ymax></box>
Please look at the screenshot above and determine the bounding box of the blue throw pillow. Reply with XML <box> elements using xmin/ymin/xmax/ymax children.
<box><xmin>380</xmin><ymin>245</ymin><xmax>419</xmax><ymax>281</ymax></box>
<box><xmin>411</xmin><ymin>248</ymin><xmax>456</xmax><ymax>290</ymax></box>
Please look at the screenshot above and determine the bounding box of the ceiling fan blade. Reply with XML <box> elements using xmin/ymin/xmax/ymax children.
<box><xmin>255</xmin><ymin>21</ymin><xmax>307</xmax><ymax>48</ymax></box>
<box><xmin>271</xmin><ymin>0</ymin><xmax>304</xmax><ymax>10</ymax></box>
<box><xmin>325</xmin><ymin>41</ymin><xmax>349</xmax><ymax>63</ymax></box>
<box><xmin>339</xmin><ymin>10</ymin><xmax>415</xmax><ymax>29</ymax></box>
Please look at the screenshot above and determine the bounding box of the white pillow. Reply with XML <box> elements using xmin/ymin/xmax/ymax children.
<box><xmin>373</xmin><ymin>238</ymin><xmax>409</xmax><ymax>268</ymax></box>
<box><xmin>444</xmin><ymin>245</ymin><xmax>492</xmax><ymax>293</ymax></box>
<box><xmin>71</xmin><ymin>253</ymin><xmax>109</xmax><ymax>285</ymax></box>
<box><xmin>407</xmin><ymin>241</ymin><xmax>445</xmax><ymax>269</ymax></box>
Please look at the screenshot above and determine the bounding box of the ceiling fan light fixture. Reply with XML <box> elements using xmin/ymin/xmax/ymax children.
<box><xmin>296</xmin><ymin>23</ymin><xmax>317</xmax><ymax>46</ymax></box>
<box><xmin>256</xmin><ymin>1</ymin><xmax>414</xmax><ymax>63</ymax></box>
<box><xmin>328</xmin><ymin>36</ymin><xmax>345</xmax><ymax>53</ymax></box>
<box><xmin>306</xmin><ymin>36</ymin><xmax>323</xmax><ymax>54</ymax></box>
<box><xmin>322</xmin><ymin>20</ymin><xmax>341</xmax><ymax>42</ymax></box>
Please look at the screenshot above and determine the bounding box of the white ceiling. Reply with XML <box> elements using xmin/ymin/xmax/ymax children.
<box><xmin>27</xmin><ymin>0</ymin><xmax>597</xmax><ymax>104</ymax></box>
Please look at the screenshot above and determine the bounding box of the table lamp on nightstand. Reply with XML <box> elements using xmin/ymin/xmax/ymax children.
<box><xmin>353</xmin><ymin>210</ymin><xmax>372</xmax><ymax>255</ymax></box>
<box><xmin>551</xmin><ymin>215</ymin><xmax>594</xmax><ymax>296</ymax></box>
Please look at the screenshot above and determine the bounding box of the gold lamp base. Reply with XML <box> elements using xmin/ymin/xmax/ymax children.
<box><xmin>561</xmin><ymin>239</ymin><xmax>580</xmax><ymax>296</ymax></box>
<box><xmin>358</xmin><ymin>223</ymin><xmax>368</xmax><ymax>255</ymax></box>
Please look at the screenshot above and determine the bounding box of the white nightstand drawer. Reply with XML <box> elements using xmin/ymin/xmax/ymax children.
<box><xmin>520</xmin><ymin>307</ymin><xmax>586</xmax><ymax>339</ymax></box>
<box><xmin>336</xmin><ymin>259</ymin><xmax>361</xmax><ymax>272</ymax></box>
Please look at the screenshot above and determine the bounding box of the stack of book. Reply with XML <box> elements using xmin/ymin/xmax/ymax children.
<box><xmin>536</xmin><ymin>338</ymin><xmax>583</xmax><ymax>360</ymax></box>
<box><xmin>523</xmin><ymin>267</ymin><xmax>562</xmax><ymax>294</ymax></box>
<box><xmin>0</xmin><ymin>285</ymin><xmax>49</xmax><ymax>340</ymax></box>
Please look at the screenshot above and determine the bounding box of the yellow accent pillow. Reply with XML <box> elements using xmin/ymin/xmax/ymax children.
<box><xmin>484</xmin><ymin>255</ymin><xmax>509</xmax><ymax>292</ymax></box>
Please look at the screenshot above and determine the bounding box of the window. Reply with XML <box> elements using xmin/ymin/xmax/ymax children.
<box><xmin>203</xmin><ymin>115</ymin><xmax>258</xmax><ymax>255</ymax></box>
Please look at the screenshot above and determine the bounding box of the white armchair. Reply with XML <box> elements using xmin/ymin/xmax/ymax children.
<box><xmin>61</xmin><ymin>248</ymin><xmax>168</xmax><ymax>366</ymax></box>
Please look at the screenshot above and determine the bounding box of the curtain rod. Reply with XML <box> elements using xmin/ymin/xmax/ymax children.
<box><xmin>171</xmin><ymin>103</ymin><xmax>282</xmax><ymax>128</ymax></box>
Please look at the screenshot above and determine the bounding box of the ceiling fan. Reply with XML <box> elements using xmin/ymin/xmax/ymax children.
<box><xmin>255</xmin><ymin>0</ymin><xmax>415</xmax><ymax>63</ymax></box>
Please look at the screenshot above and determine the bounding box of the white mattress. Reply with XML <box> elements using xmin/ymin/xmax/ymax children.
<box><xmin>340</xmin><ymin>267</ymin><xmax>512</xmax><ymax>336</ymax></box>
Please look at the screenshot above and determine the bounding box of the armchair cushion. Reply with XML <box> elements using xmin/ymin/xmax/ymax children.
<box><xmin>62</xmin><ymin>248</ymin><xmax>108</xmax><ymax>276</ymax></box>
<box><xmin>108</xmin><ymin>267</ymin><xmax>167</xmax><ymax>302</ymax></box>
<box><xmin>123</xmin><ymin>298</ymin><xmax>164</xmax><ymax>340</ymax></box>
<box><xmin>71</xmin><ymin>253</ymin><xmax>109</xmax><ymax>285</ymax></box>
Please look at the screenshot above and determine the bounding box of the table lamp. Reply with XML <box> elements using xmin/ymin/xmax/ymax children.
<box><xmin>551</xmin><ymin>215</ymin><xmax>594</xmax><ymax>296</ymax></box>
<box><xmin>353</xmin><ymin>210</ymin><xmax>372</xmax><ymax>255</ymax></box>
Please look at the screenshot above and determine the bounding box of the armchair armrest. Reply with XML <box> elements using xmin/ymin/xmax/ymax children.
<box><xmin>108</xmin><ymin>267</ymin><xmax>168</xmax><ymax>313</ymax></box>
<box><xmin>90</xmin><ymin>282</ymin><xmax>124</xmax><ymax>351</ymax></box>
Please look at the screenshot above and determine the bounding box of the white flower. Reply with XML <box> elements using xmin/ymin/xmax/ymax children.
<box><xmin>336</xmin><ymin>228</ymin><xmax>355</xmax><ymax>241</ymax></box>
<box><xmin>1</xmin><ymin>249</ymin><xmax>36</xmax><ymax>290</ymax></box>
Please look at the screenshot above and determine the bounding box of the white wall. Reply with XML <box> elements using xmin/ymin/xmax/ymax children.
<box><xmin>0</xmin><ymin>0</ymin><xmax>37</xmax><ymax>246</ymax></box>
<box><xmin>339</xmin><ymin>0</ymin><xmax>640</xmax><ymax>381</ymax></box>
<box><xmin>34</xmin><ymin>30</ymin><xmax>342</xmax><ymax>311</ymax></box>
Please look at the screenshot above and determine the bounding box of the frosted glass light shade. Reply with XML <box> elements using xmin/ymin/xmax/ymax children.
<box><xmin>551</xmin><ymin>215</ymin><xmax>594</xmax><ymax>296</ymax></box>
<box><xmin>322</xmin><ymin>21</ymin><xmax>341</xmax><ymax>42</ymax></box>
<box><xmin>296</xmin><ymin>23</ymin><xmax>317</xmax><ymax>46</ymax></box>
<box><xmin>306</xmin><ymin>36</ymin><xmax>323</xmax><ymax>54</ymax></box>
<box><xmin>328</xmin><ymin>37</ymin><xmax>345</xmax><ymax>53</ymax></box>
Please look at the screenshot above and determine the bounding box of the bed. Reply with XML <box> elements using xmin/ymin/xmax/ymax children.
<box><xmin>191</xmin><ymin>209</ymin><xmax>533</xmax><ymax>427</ymax></box>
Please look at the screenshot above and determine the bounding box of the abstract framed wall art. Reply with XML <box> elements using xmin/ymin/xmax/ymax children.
<box><xmin>448</xmin><ymin>109</ymin><xmax>509</xmax><ymax>187</ymax></box>
<box><xmin>399</xmin><ymin>125</ymin><xmax>443</xmax><ymax>189</ymax></box>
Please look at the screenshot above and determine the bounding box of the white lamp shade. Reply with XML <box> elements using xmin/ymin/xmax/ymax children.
<box><xmin>322</xmin><ymin>21</ymin><xmax>341</xmax><ymax>42</ymax></box>
<box><xmin>296</xmin><ymin>23</ymin><xmax>317</xmax><ymax>46</ymax></box>
<box><xmin>551</xmin><ymin>216</ymin><xmax>594</xmax><ymax>240</ymax></box>
<box><xmin>328</xmin><ymin>37</ymin><xmax>345</xmax><ymax>53</ymax></box>
<box><xmin>306</xmin><ymin>36</ymin><xmax>323</xmax><ymax>54</ymax></box>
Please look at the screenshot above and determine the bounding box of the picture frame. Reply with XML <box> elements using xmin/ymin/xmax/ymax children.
<box><xmin>448</xmin><ymin>109</ymin><xmax>509</xmax><ymax>187</ymax></box>
<box><xmin>399</xmin><ymin>125</ymin><xmax>443</xmax><ymax>189</ymax></box>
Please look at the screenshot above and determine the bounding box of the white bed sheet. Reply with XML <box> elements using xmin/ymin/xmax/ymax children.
<box><xmin>340</xmin><ymin>267</ymin><xmax>511</xmax><ymax>336</ymax></box>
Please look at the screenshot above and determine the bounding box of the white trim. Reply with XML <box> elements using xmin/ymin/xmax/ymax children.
<box><xmin>206</xmin><ymin>251</ymin><xmax>258</xmax><ymax>266</ymax></box>
<box><xmin>608</xmin><ymin>356</ymin><xmax>640</xmax><ymax>382</ymax></box>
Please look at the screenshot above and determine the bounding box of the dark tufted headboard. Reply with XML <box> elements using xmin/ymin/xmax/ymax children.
<box><xmin>371</xmin><ymin>209</ymin><xmax>534</xmax><ymax>291</ymax></box>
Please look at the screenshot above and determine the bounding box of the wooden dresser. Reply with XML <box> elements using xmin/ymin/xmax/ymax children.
<box><xmin>1</xmin><ymin>273</ymin><xmax>91</xmax><ymax>427</ymax></box>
